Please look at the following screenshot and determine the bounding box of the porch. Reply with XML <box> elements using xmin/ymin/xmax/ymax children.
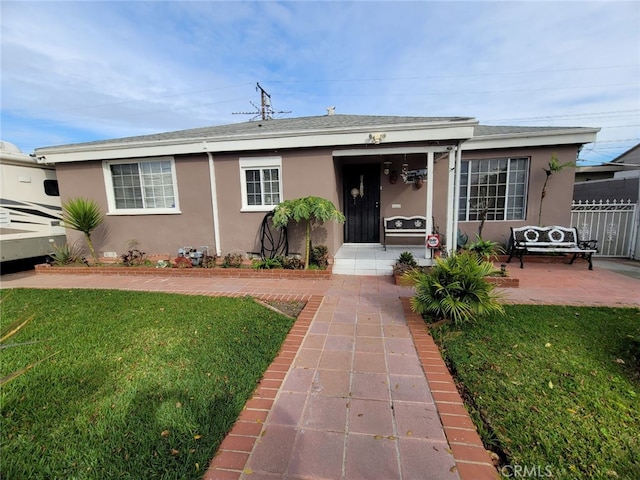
<box><xmin>332</xmin><ymin>243</ymin><xmax>431</xmax><ymax>276</ymax></box>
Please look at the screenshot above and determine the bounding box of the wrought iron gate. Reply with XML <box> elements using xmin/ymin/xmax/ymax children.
<box><xmin>570</xmin><ymin>200</ymin><xmax>638</xmax><ymax>258</ymax></box>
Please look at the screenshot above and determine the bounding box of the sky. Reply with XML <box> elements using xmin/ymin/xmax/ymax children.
<box><xmin>1</xmin><ymin>1</ymin><xmax>639</xmax><ymax>165</ymax></box>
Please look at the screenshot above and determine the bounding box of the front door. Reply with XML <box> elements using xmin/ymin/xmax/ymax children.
<box><xmin>343</xmin><ymin>164</ymin><xmax>380</xmax><ymax>243</ymax></box>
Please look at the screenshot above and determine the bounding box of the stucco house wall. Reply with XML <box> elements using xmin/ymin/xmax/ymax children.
<box><xmin>36</xmin><ymin>114</ymin><xmax>598</xmax><ymax>262</ymax></box>
<box><xmin>214</xmin><ymin>148</ymin><xmax>341</xmax><ymax>258</ymax></box>
<box><xmin>457</xmin><ymin>145</ymin><xmax>579</xmax><ymax>248</ymax></box>
<box><xmin>57</xmin><ymin>154</ymin><xmax>216</xmax><ymax>257</ymax></box>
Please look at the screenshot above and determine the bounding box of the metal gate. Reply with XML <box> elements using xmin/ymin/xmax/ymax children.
<box><xmin>570</xmin><ymin>200</ymin><xmax>638</xmax><ymax>258</ymax></box>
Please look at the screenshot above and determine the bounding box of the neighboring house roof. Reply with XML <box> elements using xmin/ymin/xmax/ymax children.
<box><xmin>610</xmin><ymin>142</ymin><xmax>640</xmax><ymax>165</ymax></box>
<box><xmin>34</xmin><ymin>114</ymin><xmax>600</xmax><ymax>163</ymax></box>
<box><xmin>575</xmin><ymin>142</ymin><xmax>640</xmax><ymax>181</ymax></box>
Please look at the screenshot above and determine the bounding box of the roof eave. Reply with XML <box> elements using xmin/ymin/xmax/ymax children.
<box><xmin>35</xmin><ymin>119</ymin><xmax>479</xmax><ymax>163</ymax></box>
<box><xmin>464</xmin><ymin>128</ymin><xmax>600</xmax><ymax>151</ymax></box>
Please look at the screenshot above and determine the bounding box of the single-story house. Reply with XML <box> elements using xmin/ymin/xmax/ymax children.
<box><xmin>34</xmin><ymin>113</ymin><xmax>599</xmax><ymax>267</ymax></box>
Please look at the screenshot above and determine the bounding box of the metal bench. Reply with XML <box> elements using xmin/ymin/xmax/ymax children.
<box><xmin>383</xmin><ymin>216</ymin><xmax>427</xmax><ymax>250</ymax></box>
<box><xmin>507</xmin><ymin>225</ymin><xmax>598</xmax><ymax>270</ymax></box>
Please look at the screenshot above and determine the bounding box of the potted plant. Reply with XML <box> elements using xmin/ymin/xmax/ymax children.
<box><xmin>393</xmin><ymin>251</ymin><xmax>418</xmax><ymax>284</ymax></box>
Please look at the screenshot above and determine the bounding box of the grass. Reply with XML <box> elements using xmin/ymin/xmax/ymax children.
<box><xmin>430</xmin><ymin>305</ymin><xmax>640</xmax><ymax>480</ymax></box>
<box><xmin>0</xmin><ymin>289</ymin><xmax>297</xmax><ymax>479</ymax></box>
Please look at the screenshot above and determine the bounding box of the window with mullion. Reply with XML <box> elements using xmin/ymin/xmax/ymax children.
<box><xmin>458</xmin><ymin>157</ymin><xmax>529</xmax><ymax>221</ymax></box>
<box><xmin>244</xmin><ymin>167</ymin><xmax>280</xmax><ymax>207</ymax></box>
<box><xmin>108</xmin><ymin>159</ymin><xmax>176</xmax><ymax>212</ymax></box>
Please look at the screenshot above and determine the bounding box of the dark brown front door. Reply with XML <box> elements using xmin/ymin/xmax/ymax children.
<box><xmin>343</xmin><ymin>164</ymin><xmax>380</xmax><ymax>243</ymax></box>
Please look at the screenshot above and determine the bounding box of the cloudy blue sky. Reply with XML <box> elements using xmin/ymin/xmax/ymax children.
<box><xmin>1</xmin><ymin>1</ymin><xmax>638</xmax><ymax>164</ymax></box>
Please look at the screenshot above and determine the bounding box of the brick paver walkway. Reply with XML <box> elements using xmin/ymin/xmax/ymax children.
<box><xmin>2</xmin><ymin>260</ymin><xmax>638</xmax><ymax>480</ymax></box>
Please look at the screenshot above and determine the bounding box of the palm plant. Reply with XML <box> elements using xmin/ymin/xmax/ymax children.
<box><xmin>62</xmin><ymin>197</ymin><xmax>104</xmax><ymax>264</ymax></box>
<box><xmin>272</xmin><ymin>196</ymin><xmax>345</xmax><ymax>269</ymax></box>
<box><xmin>538</xmin><ymin>153</ymin><xmax>574</xmax><ymax>226</ymax></box>
<box><xmin>466</xmin><ymin>236</ymin><xmax>504</xmax><ymax>262</ymax></box>
<box><xmin>405</xmin><ymin>251</ymin><xmax>505</xmax><ymax>326</ymax></box>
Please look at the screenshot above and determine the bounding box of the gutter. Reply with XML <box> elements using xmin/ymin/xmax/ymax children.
<box><xmin>35</xmin><ymin>121</ymin><xmax>479</xmax><ymax>164</ymax></box>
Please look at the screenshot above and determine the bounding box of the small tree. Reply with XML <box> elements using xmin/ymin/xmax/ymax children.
<box><xmin>272</xmin><ymin>196</ymin><xmax>345</xmax><ymax>269</ymax></box>
<box><xmin>62</xmin><ymin>197</ymin><xmax>104</xmax><ymax>264</ymax></box>
<box><xmin>538</xmin><ymin>153</ymin><xmax>574</xmax><ymax>226</ymax></box>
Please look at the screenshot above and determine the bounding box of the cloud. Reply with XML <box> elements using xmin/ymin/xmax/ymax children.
<box><xmin>1</xmin><ymin>1</ymin><xmax>638</xmax><ymax>163</ymax></box>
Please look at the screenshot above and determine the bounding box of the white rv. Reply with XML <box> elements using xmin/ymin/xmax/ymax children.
<box><xmin>0</xmin><ymin>141</ymin><xmax>66</xmax><ymax>264</ymax></box>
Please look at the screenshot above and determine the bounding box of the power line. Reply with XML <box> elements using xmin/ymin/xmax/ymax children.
<box><xmin>273</xmin><ymin>82</ymin><xmax>638</xmax><ymax>98</ymax></box>
<box><xmin>266</xmin><ymin>64</ymin><xmax>639</xmax><ymax>84</ymax></box>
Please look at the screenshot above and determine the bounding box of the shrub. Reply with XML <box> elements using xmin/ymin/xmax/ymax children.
<box><xmin>201</xmin><ymin>255</ymin><xmax>217</xmax><ymax>268</ymax></box>
<box><xmin>310</xmin><ymin>245</ymin><xmax>329</xmax><ymax>269</ymax></box>
<box><xmin>277</xmin><ymin>255</ymin><xmax>305</xmax><ymax>270</ymax></box>
<box><xmin>394</xmin><ymin>251</ymin><xmax>418</xmax><ymax>275</ymax></box>
<box><xmin>405</xmin><ymin>251</ymin><xmax>505</xmax><ymax>326</ymax></box>
<box><xmin>221</xmin><ymin>253</ymin><xmax>244</xmax><ymax>268</ymax></box>
<box><xmin>120</xmin><ymin>248</ymin><xmax>146</xmax><ymax>266</ymax></box>
<box><xmin>252</xmin><ymin>258</ymin><xmax>283</xmax><ymax>270</ymax></box>
<box><xmin>49</xmin><ymin>241</ymin><xmax>84</xmax><ymax>265</ymax></box>
<box><xmin>172</xmin><ymin>256</ymin><xmax>193</xmax><ymax>268</ymax></box>
<box><xmin>466</xmin><ymin>236</ymin><xmax>504</xmax><ymax>262</ymax></box>
<box><xmin>398</xmin><ymin>251</ymin><xmax>418</xmax><ymax>266</ymax></box>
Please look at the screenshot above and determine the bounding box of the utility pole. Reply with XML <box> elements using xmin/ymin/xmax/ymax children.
<box><xmin>233</xmin><ymin>83</ymin><xmax>291</xmax><ymax>121</ymax></box>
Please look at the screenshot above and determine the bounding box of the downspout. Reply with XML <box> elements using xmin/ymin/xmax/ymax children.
<box><xmin>452</xmin><ymin>141</ymin><xmax>464</xmax><ymax>252</ymax></box>
<box><xmin>207</xmin><ymin>152</ymin><xmax>222</xmax><ymax>256</ymax></box>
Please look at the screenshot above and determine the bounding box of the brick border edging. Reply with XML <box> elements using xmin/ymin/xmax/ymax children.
<box><xmin>203</xmin><ymin>295</ymin><xmax>323</xmax><ymax>480</ymax></box>
<box><xmin>401</xmin><ymin>298</ymin><xmax>500</xmax><ymax>480</ymax></box>
<box><xmin>34</xmin><ymin>264</ymin><xmax>332</xmax><ymax>280</ymax></box>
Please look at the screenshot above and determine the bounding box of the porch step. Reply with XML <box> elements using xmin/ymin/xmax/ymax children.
<box><xmin>332</xmin><ymin>258</ymin><xmax>395</xmax><ymax>276</ymax></box>
<box><xmin>332</xmin><ymin>244</ymin><xmax>430</xmax><ymax>276</ymax></box>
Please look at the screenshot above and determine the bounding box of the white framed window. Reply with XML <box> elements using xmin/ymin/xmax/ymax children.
<box><xmin>458</xmin><ymin>157</ymin><xmax>529</xmax><ymax>221</ymax></box>
<box><xmin>239</xmin><ymin>157</ymin><xmax>282</xmax><ymax>211</ymax></box>
<box><xmin>103</xmin><ymin>157</ymin><xmax>180</xmax><ymax>214</ymax></box>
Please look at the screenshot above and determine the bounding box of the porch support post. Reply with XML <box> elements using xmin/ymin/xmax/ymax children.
<box><xmin>452</xmin><ymin>142</ymin><xmax>463</xmax><ymax>253</ymax></box>
<box><xmin>445</xmin><ymin>149</ymin><xmax>456</xmax><ymax>255</ymax></box>
<box><xmin>425</xmin><ymin>151</ymin><xmax>435</xmax><ymax>261</ymax></box>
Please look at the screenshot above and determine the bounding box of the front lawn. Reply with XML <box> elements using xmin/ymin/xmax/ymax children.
<box><xmin>430</xmin><ymin>305</ymin><xmax>640</xmax><ymax>480</ymax></box>
<box><xmin>0</xmin><ymin>289</ymin><xmax>296</xmax><ymax>479</ymax></box>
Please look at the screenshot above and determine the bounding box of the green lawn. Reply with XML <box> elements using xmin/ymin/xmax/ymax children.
<box><xmin>430</xmin><ymin>305</ymin><xmax>640</xmax><ymax>480</ymax></box>
<box><xmin>0</xmin><ymin>289</ymin><xmax>296</xmax><ymax>479</ymax></box>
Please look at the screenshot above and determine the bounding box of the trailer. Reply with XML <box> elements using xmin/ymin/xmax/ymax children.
<box><xmin>0</xmin><ymin>141</ymin><xmax>66</xmax><ymax>264</ymax></box>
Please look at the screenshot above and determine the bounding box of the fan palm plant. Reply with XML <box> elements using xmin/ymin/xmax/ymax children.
<box><xmin>404</xmin><ymin>251</ymin><xmax>505</xmax><ymax>326</ymax></box>
<box><xmin>62</xmin><ymin>197</ymin><xmax>104</xmax><ymax>264</ymax></box>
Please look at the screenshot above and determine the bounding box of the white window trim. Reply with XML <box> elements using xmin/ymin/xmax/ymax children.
<box><xmin>459</xmin><ymin>157</ymin><xmax>529</xmax><ymax>222</ymax></box>
<box><xmin>102</xmin><ymin>157</ymin><xmax>181</xmax><ymax>215</ymax></box>
<box><xmin>239</xmin><ymin>156</ymin><xmax>283</xmax><ymax>212</ymax></box>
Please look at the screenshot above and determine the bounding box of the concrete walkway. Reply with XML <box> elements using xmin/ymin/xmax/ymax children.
<box><xmin>2</xmin><ymin>260</ymin><xmax>639</xmax><ymax>480</ymax></box>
